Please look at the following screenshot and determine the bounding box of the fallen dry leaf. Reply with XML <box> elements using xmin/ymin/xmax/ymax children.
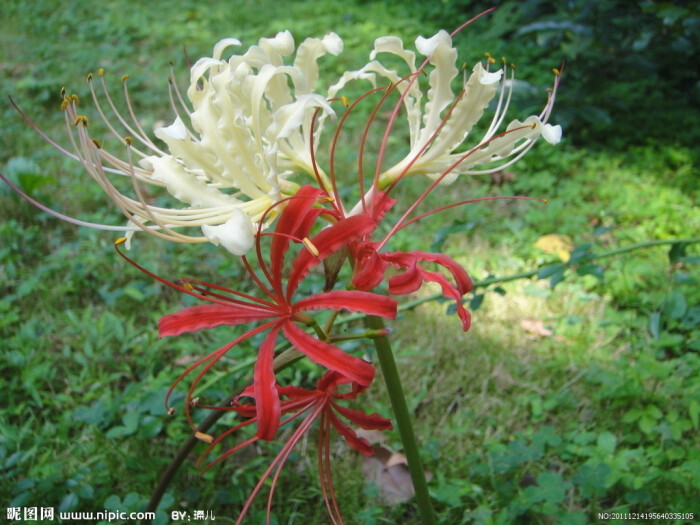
<box><xmin>356</xmin><ymin>429</ymin><xmax>388</xmax><ymax>446</ymax></box>
<box><xmin>360</xmin><ymin>441</ymin><xmax>432</xmax><ymax>505</ymax></box>
<box><xmin>362</xmin><ymin>446</ymin><xmax>415</xmax><ymax>505</ymax></box>
<box><xmin>533</xmin><ymin>233</ymin><xmax>574</xmax><ymax>262</ymax></box>
<box><xmin>520</xmin><ymin>318</ymin><xmax>554</xmax><ymax>338</ymax></box>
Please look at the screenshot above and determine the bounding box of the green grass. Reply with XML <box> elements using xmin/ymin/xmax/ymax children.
<box><xmin>1</xmin><ymin>1</ymin><xmax>699</xmax><ymax>524</ymax></box>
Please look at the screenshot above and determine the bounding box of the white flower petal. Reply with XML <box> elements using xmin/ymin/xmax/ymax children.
<box><xmin>542</xmin><ymin>123</ymin><xmax>562</xmax><ymax>145</ymax></box>
<box><xmin>201</xmin><ymin>209</ymin><xmax>256</xmax><ymax>255</ymax></box>
<box><xmin>479</xmin><ymin>68</ymin><xmax>503</xmax><ymax>85</ymax></box>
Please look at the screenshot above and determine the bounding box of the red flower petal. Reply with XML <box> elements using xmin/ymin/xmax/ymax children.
<box><xmin>159</xmin><ymin>304</ymin><xmax>275</xmax><ymax>337</ymax></box>
<box><xmin>326</xmin><ymin>410</ymin><xmax>374</xmax><ymax>456</ymax></box>
<box><xmin>350</xmin><ymin>242</ymin><xmax>389</xmax><ymax>291</ymax></box>
<box><xmin>271</xmin><ymin>185</ymin><xmax>325</xmax><ymax>287</ymax></box>
<box><xmin>332</xmin><ymin>402</ymin><xmax>393</xmax><ymax>430</ymax></box>
<box><xmin>406</xmin><ymin>251</ymin><xmax>473</xmax><ymax>294</ymax></box>
<box><xmin>286</xmin><ymin>214</ymin><xmax>376</xmax><ymax>298</ymax></box>
<box><xmin>254</xmin><ymin>326</ymin><xmax>282</xmax><ymax>440</ymax></box>
<box><xmin>282</xmin><ymin>321</ymin><xmax>375</xmax><ymax>387</ymax></box>
<box><xmin>381</xmin><ymin>250</ymin><xmax>473</xmax><ymax>331</ymax></box>
<box><xmin>294</xmin><ymin>290</ymin><xmax>397</xmax><ymax>319</ymax></box>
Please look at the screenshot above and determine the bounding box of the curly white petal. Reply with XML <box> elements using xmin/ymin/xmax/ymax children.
<box><xmin>201</xmin><ymin>209</ymin><xmax>257</xmax><ymax>256</ymax></box>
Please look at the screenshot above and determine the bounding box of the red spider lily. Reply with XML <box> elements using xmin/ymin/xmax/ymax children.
<box><xmin>116</xmin><ymin>185</ymin><xmax>397</xmax><ymax>440</ymax></box>
<box><xmin>197</xmin><ymin>370</ymin><xmax>392</xmax><ymax>525</ymax></box>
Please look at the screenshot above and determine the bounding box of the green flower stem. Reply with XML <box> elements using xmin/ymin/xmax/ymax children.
<box><xmin>367</xmin><ymin>315</ymin><xmax>437</xmax><ymax>525</ymax></box>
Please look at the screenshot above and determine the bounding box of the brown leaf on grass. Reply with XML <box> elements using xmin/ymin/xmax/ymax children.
<box><xmin>362</xmin><ymin>447</ymin><xmax>415</xmax><ymax>505</ymax></box>
<box><xmin>359</xmin><ymin>437</ymin><xmax>433</xmax><ymax>506</ymax></box>
<box><xmin>356</xmin><ymin>429</ymin><xmax>388</xmax><ymax>446</ymax></box>
<box><xmin>520</xmin><ymin>318</ymin><xmax>553</xmax><ymax>338</ymax></box>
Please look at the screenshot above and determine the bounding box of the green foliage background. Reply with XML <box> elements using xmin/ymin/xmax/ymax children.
<box><xmin>1</xmin><ymin>1</ymin><xmax>698</xmax><ymax>524</ymax></box>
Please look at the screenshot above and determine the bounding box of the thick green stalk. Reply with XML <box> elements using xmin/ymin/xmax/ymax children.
<box><xmin>367</xmin><ymin>315</ymin><xmax>437</xmax><ymax>525</ymax></box>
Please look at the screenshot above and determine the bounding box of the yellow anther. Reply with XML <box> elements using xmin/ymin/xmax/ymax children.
<box><xmin>60</xmin><ymin>97</ymin><xmax>70</xmax><ymax>111</ymax></box>
<box><xmin>502</xmin><ymin>56</ymin><xmax>507</xmax><ymax>63</ymax></box>
<box><xmin>194</xmin><ymin>431</ymin><xmax>214</xmax><ymax>444</ymax></box>
<box><xmin>182</xmin><ymin>281</ymin><xmax>196</xmax><ymax>291</ymax></box>
<box><xmin>340</xmin><ymin>95</ymin><xmax>349</xmax><ymax>107</ymax></box>
<box><xmin>488</xmin><ymin>56</ymin><xmax>496</xmax><ymax>64</ymax></box>
<box><xmin>484</xmin><ymin>52</ymin><xmax>492</xmax><ymax>58</ymax></box>
<box><xmin>124</xmin><ymin>136</ymin><xmax>133</xmax><ymax>146</ymax></box>
<box><xmin>98</xmin><ymin>68</ymin><xmax>105</xmax><ymax>76</ymax></box>
<box><xmin>71</xmin><ymin>94</ymin><xmax>79</xmax><ymax>104</ymax></box>
<box><xmin>530</xmin><ymin>122</ymin><xmax>537</xmax><ymax>129</ymax></box>
<box><xmin>461</xmin><ymin>62</ymin><xmax>468</xmax><ymax>70</ymax></box>
<box><xmin>114</xmin><ymin>237</ymin><xmax>127</xmax><ymax>246</ymax></box>
<box><xmin>87</xmin><ymin>72</ymin><xmax>93</xmax><ymax>81</ymax></box>
<box><xmin>302</xmin><ymin>237</ymin><xmax>319</xmax><ymax>257</ymax></box>
<box><xmin>60</xmin><ymin>86</ymin><xmax>66</xmax><ymax>97</ymax></box>
<box><xmin>92</xmin><ymin>138</ymin><xmax>102</xmax><ymax>149</ymax></box>
<box><xmin>542</xmin><ymin>199</ymin><xmax>549</xmax><ymax>204</ymax></box>
<box><xmin>510</xmin><ymin>63</ymin><xmax>516</xmax><ymax>69</ymax></box>
<box><xmin>552</xmin><ymin>68</ymin><xmax>561</xmax><ymax>76</ymax></box>
<box><xmin>74</xmin><ymin>115</ymin><xmax>88</xmax><ymax>127</ymax></box>
<box><xmin>121</xmin><ymin>74</ymin><xmax>129</xmax><ymax>82</ymax></box>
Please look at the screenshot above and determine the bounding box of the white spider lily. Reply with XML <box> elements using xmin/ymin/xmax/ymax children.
<box><xmin>328</xmin><ymin>29</ymin><xmax>561</xmax><ymax>188</ymax></box>
<box><xmin>36</xmin><ymin>32</ymin><xmax>342</xmax><ymax>254</ymax></box>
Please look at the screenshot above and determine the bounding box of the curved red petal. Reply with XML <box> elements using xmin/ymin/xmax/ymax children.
<box><xmin>316</xmin><ymin>370</ymin><xmax>351</xmax><ymax>393</ymax></box>
<box><xmin>406</xmin><ymin>251</ymin><xmax>473</xmax><ymax>294</ymax></box>
<box><xmin>294</xmin><ymin>290</ymin><xmax>397</xmax><ymax>319</ymax></box>
<box><xmin>350</xmin><ymin>243</ymin><xmax>389</xmax><ymax>292</ymax></box>
<box><xmin>282</xmin><ymin>321</ymin><xmax>375</xmax><ymax>387</ymax></box>
<box><xmin>159</xmin><ymin>304</ymin><xmax>274</xmax><ymax>337</ymax></box>
<box><xmin>367</xmin><ymin>191</ymin><xmax>397</xmax><ymax>223</ymax></box>
<box><xmin>410</xmin><ymin>268</ymin><xmax>472</xmax><ymax>331</ymax></box>
<box><xmin>332</xmin><ymin>402</ymin><xmax>393</xmax><ymax>430</ymax></box>
<box><xmin>254</xmin><ymin>327</ymin><xmax>282</xmax><ymax>441</ymax></box>
<box><xmin>386</xmin><ymin>258</ymin><xmax>422</xmax><ymax>295</ymax></box>
<box><xmin>271</xmin><ymin>185</ymin><xmax>325</xmax><ymax>287</ymax></box>
<box><xmin>326</xmin><ymin>411</ymin><xmax>374</xmax><ymax>456</ymax></box>
<box><xmin>287</xmin><ymin>214</ymin><xmax>376</xmax><ymax>298</ymax></box>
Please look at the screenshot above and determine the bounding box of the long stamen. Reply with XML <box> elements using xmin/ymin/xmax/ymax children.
<box><xmin>172</xmin><ymin>320</ymin><xmax>280</xmax><ymax>428</ymax></box>
<box><xmin>308</xmin><ymin>106</ymin><xmax>331</xmax><ymax>196</ymax></box>
<box><xmin>394</xmin><ymin>195</ymin><xmax>546</xmax><ymax>233</ymax></box>
<box><xmin>180</xmin><ymin>276</ymin><xmax>279</xmax><ymax>310</ymax></box>
<box><xmin>1</xmin><ymin>172</ymin><xmax>138</xmax><ymax>232</ymax></box>
<box><xmin>327</xmin><ymin>86</ymin><xmax>389</xmax><ymax>215</ymax></box>
<box><xmin>255</xmin><ymin>192</ymin><xmax>331</xmax><ymax>299</ymax></box>
<box><xmin>482</xmin><ymin>58</ymin><xmax>514</xmax><ymax>140</ymax></box>
<box><xmin>168</xmin><ymin>64</ymin><xmax>192</xmax><ymax>118</ymax></box>
<box><xmin>86</xmin><ymin>72</ymin><xmax>144</xmax><ymax>156</ymax></box>
<box><xmin>235</xmin><ymin>403</ymin><xmax>326</xmax><ymax>525</ymax></box>
<box><xmin>199</xmin><ymin>403</ymin><xmax>314</xmax><ymax>472</ymax></box>
<box><xmin>121</xmin><ymin>75</ymin><xmax>166</xmax><ymax>154</ymax></box>
<box><xmin>378</xmin><ymin>123</ymin><xmax>536</xmax><ymax>250</ymax></box>
<box><xmin>382</xmin><ymin>87</ymin><xmax>467</xmax><ymax>198</ymax></box>
<box><xmin>123</xmin><ymin>141</ymin><xmax>190</xmax><ymax>241</ymax></box>
<box><xmin>449</xmin><ymin>7</ymin><xmax>497</xmax><ymax>38</ymax></box>
<box><xmin>114</xmin><ymin>238</ymin><xmax>273</xmax><ymax>308</ymax></box>
<box><xmin>94</xmin><ymin>71</ymin><xmax>155</xmax><ymax>155</ymax></box>
<box><xmin>321</xmin><ymin>412</ymin><xmax>344</xmax><ymax>525</ymax></box>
